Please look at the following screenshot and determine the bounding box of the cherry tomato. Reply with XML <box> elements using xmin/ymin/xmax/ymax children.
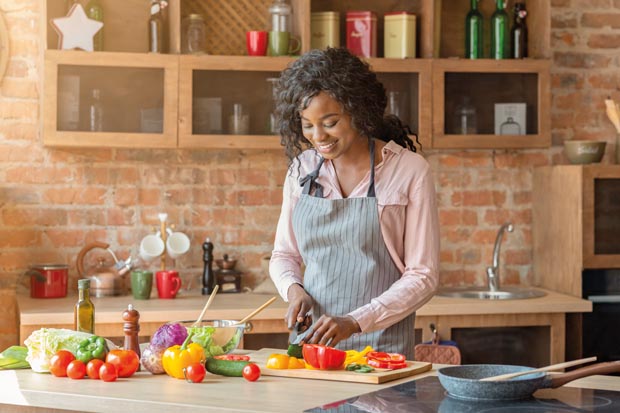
<box><xmin>242</xmin><ymin>363</ymin><xmax>261</xmax><ymax>382</ymax></box>
<box><xmin>99</xmin><ymin>362</ymin><xmax>118</xmax><ymax>382</ymax></box>
<box><xmin>105</xmin><ymin>349</ymin><xmax>140</xmax><ymax>378</ymax></box>
<box><xmin>66</xmin><ymin>360</ymin><xmax>86</xmax><ymax>379</ymax></box>
<box><xmin>86</xmin><ymin>359</ymin><xmax>105</xmax><ymax>379</ymax></box>
<box><xmin>214</xmin><ymin>354</ymin><xmax>251</xmax><ymax>361</ymax></box>
<box><xmin>49</xmin><ymin>350</ymin><xmax>75</xmax><ymax>377</ymax></box>
<box><xmin>183</xmin><ymin>363</ymin><xmax>206</xmax><ymax>383</ymax></box>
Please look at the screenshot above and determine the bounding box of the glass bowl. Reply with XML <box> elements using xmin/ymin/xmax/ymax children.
<box><xmin>174</xmin><ymin>319</ymin><xmax>245</xmax><ymax>357</ymax></box>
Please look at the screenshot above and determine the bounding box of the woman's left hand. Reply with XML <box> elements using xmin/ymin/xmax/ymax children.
<box><xmin>302</xmin><ymin>315</ymin><xmax>360</xmax><ymax>347</ymax></box>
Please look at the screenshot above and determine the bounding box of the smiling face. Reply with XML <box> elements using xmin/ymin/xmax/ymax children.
<box><xmin>300</xmin><ymin>92</ymin><xmax>366</xmax><ymax>161</ymax></box>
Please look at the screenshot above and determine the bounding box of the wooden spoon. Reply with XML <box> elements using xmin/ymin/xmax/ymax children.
<box><xmin>480</xmin><ymin>356</ymin><xmax>597</xmax><ymax>382</ymax></box>
<box><xmin>236</xmin><ymin>296</ymin><xmax>277</xmax><ymax>325</ymax></box>
<box><xmin>192</xmin><ymin>285</ymin><xmax>219</xmax><ymax>327</ymax></box>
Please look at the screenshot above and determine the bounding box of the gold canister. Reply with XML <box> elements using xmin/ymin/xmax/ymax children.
<box><xmin>311</xmin><ymin>11</ymin><xmax>340</xmax><ymax>50</ymax></box>
<box><xmin>384</xmin><ymin>12</ymin><xmax>416</xmax><ymax>58</ymax></box>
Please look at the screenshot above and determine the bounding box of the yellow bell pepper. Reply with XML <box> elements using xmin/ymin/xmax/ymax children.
<box><xmin>162</xmin><ymin>333</ymin><xmax>206</xmax><ymax>379</ymax></box>
<box><xmin>345</xmin><ymin>345</ymin><xmax>374</xmax><ymax>365</ymax></box>
<box><xmin>266</xmin><ymin>353</ymin><xmax>305</xmax><ymax>369</ymax></box>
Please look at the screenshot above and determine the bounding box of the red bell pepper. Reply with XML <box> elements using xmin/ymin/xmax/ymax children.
<box><xmin>366</xmin><ymin>351</ymin><xmax>408</xmax><ymax>370</ymax></box>
<box><xmin>302</xmin><ymin>344</ymin><xmax>346</xmax><ymax>370</ymax></box>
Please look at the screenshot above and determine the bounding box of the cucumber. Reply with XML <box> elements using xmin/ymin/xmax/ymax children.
<box><xmin>206</xmin><ymin>357</ymin><xmax>251</xmax><ymax>377</ymax></box>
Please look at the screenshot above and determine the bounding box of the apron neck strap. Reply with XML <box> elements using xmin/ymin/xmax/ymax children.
<box><xmin>300</xmin><ymin>139</ymin><xmax>377</xmax><ymax>198</ymax></box>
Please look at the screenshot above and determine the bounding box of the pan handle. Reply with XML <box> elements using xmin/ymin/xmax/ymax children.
<box><xmin>549</xmin><ymin>361</ymin><xmax>620</xmax><ymax>388</ymax></box>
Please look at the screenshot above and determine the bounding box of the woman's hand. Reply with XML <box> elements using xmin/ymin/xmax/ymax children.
<box><xmin>302</xmin><ymin>315</ymin><xmax>361</xmax><ymax>347</ymax></box>
<box><xmin>286</xmin><ymin>284</ymin><xmax>313</xmax><ymax>329</ymax></box>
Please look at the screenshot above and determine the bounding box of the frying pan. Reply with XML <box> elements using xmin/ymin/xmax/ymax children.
<box><xmin>438</xmin><ymin>361</ymin><xmax>620</xmax><ymax>400</ymax></box>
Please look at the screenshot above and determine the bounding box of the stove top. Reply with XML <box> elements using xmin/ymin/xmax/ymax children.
<box><xmin>305</xmin><ymin>377</ymin><xmax>620</xmax><ymax>413</ymax></box>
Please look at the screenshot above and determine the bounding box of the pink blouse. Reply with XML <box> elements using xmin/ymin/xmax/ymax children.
<box><xmin>270</xmin><ymin>140</ymin><xmax>440</xmax><ymax>333</ymax></box>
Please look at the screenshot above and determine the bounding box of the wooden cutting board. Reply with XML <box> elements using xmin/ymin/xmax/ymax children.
<box><xmin>249</xmin><ymin>348</ymin><xmax>432</xmax><ymax>384</ymax></box>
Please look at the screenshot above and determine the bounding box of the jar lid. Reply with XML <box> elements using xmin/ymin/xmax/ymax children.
<box><xmin>311</xmin><ymin>11</ymin><xmax>340</xmax><ymax>18</ymax></box>
<box><xmin>384</xmin><ymin>11</ymin><xmax>415</xmax><ymax>16</ymax></box>
<box><xmin>346</xmin><ymin>11</ymin><xmax>377</xmax><ymax>20</ymax></box>
<box><xmin>30</xmin><ymin>264</ymin><xmax>69</xmax><ymax>270</ymax></box>
<box><xmin>78</xmin><ymin>278</ymin><xmax>91</xmax><ymax>289</ymax></box>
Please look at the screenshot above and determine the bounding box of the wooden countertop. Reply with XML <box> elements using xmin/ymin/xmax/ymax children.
<box><xmin>0</xmin><ymin>363</ymin><xmax>617</xmax><ymax>413</ymax></box>
<box><xmin>18</xmin><ymin>288</ymin><xmax>591</xmax><ymax>327</ymax></box>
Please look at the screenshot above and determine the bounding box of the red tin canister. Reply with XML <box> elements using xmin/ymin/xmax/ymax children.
<box><xmin>346</xmin><ymin>11</ymin><xmax>377</xmax><ymax>58</ymax></box>
<box><xmin>29</xmin><ymin>264</ymin><xmax>69</xmax><ymax>298</ymax></box>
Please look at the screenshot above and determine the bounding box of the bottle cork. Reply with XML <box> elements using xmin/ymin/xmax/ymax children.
<box><xmin>122</xmin><ymin>304</ymin><xmax>141</xmax><ymax>364</ymax></box>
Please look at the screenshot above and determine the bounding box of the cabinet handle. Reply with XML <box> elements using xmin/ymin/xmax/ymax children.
<box><xmin>244</xmin><ymin>321</ymin><xmax>253</xmax><ymax>332</ymax></box>
<box><xmin>587</xmin><ymin>295</ymin><xmax>620</xmax><ymax>303</ymax></box>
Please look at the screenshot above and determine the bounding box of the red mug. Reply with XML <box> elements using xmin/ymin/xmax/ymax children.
<box><xmin>156</xmin><ymin>270</ymin><xmax>182</xmax><ymax>299</ymax></box>
<box><xmin>246</xmin><ymin>30</ymin><xmax>268</xmax><ymax>56</ymax></box>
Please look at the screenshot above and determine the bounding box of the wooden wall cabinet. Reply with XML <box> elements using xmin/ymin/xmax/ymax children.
<box><xmin>533</xmin><ymin>165</ymin><xmax>620</xmax><ymax>297</ymax></box>
<box><xmin>41</xmin><ymin>0</ymin><xmax>551</xmax><ymax>150</ymax></box>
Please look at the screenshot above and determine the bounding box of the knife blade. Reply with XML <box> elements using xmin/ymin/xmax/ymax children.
<box><xmin>289</xmin><ymin>316</ymin><xmax>311</xmax><ymax>345</ymax></box>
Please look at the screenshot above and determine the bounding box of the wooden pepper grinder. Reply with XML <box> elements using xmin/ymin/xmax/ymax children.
<box><xmin>202</xmin><ymin>237</ymin><xmax>216</xmax><ymax>295</ymax></box>
<box><xmin>122</xmin><ymin>304</ymin><xmax>141</xmax><ymax>369</ymax></box>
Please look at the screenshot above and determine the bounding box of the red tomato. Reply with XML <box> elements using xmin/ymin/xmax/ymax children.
<box><xmin>66</xmin><ymin>360</ymin><xmax>86</xmax><ymax>379</ymax></box>
<box><xmin>49</xmin><ymin>350</ymin><xmax>75</xmax><ymax>377</ymax></box>
<box><xmin>183</xmin><ymin>363</ymin><xmax>206</xmax><ymax>383</ymax></box>
<box><xmin>105</xmin><ymin>349</ymin><xmax>140</xmax><ymax>378</ymax></box>
<box><xmin>242</xmin><ymin>363</ymin><xmax>261</xmax><ymax>382</ymax></box>
<box><xmin>86</xmin><ymin>359</ymin><xmax>105</xmax><ymax>379</ymax></box>
<box><xmin>214</xmin><ymin>354</ymin><xmax>251</xmax><ymax>361</ymax></box>
<box><xmin>99</xmin><ymin>362</ymin><xmax>118</xmax><ymax>382</ymax></box>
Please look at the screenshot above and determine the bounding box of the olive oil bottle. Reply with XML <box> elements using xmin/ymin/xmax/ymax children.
<box><xmin>74</xmin><ymin>279</ymin><xmax>95</xmax><ymax>333</ymax></box>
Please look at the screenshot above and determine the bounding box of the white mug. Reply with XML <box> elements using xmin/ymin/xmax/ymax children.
<box><xmin>166</xmin><ymin>232</ymin><xmax>190</xmax><ymax>260</ymax></box>
<box><xmin>140</xmin><ymin>234</ymin><xmax>165</xmax><ymax>262</ymax></box>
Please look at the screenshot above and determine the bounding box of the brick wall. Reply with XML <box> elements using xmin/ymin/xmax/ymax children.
<box><xmin>0</xmin><ymin>1</ymin><xmax>619</xmax><ymax>350</ymax></box>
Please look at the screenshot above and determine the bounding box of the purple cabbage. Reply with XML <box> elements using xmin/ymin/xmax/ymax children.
<box><xmin>150</xmin><ymin>323</ymin><xmax>187</xmax><ymax>352</ymax></box>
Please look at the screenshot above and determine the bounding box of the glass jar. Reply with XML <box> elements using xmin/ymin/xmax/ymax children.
<box><xmin>500</xmin><ymin>117</ymin><xmax>521</xmax><ymax>135</ymax></box>
<box><xmin>228</xmin><ymin>103</ymin><xmax>249</xmax><ymax>135</ymax></box>
<box><xmin>454</xmin><ymin>97</ymin><xmax>477</xmax><ymax>134</ymax></box>
<box><xmin>182</xmin><ymin>14</ymin><xmax>207</xmax><ymax>54</ymax></box>
<box><xmin>268</xmin><ymin>0</ymin><xmax>292</xmax><ymax>32</ymax></box>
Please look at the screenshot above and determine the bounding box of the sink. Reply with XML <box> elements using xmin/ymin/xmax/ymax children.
<box><xmin>437</xmin><ymin>286</ymin><xmax>547</xmax><ymax>300</ymax></box>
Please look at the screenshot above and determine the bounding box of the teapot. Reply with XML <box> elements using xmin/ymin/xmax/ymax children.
<box><xmin>77</xmin><ymin>241</ymin><xmax>133</xmax><ymax>297</ymax></box>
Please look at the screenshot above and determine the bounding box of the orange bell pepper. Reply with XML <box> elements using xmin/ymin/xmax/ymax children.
<box><xmin>266</xmin><ymin>353</ymin><xmax>305</xmax><ymax>369</ymax></box>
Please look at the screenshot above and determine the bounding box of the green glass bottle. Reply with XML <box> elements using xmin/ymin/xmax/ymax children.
<box><xmin>86</xmin><ymin>0</ymin><xmax>104</xmax><ymax>51</ymax></box>
<box><xmin>465</xmin><ymin>0</ymin><xmax>483</xmax><ymax>59</ymax></box>
<box><xmin>491</xmin><ymin>0</ymin><xmax>509</xmax><ymax>59</ymax></box>
<box><xmin>74</xmin><ymin>279</ymin><xmax>95</xmax><ymax>333</ymax></box>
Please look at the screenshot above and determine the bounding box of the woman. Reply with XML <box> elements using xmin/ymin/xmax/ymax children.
<box><xmin>269</xmin><ymin>48</ymin><xmax>439</xmax><ymax>358</ymax></box>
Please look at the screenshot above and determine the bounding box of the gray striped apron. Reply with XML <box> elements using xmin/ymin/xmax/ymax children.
<box><xmin>292</xmin><ymin>141</ymin><xmax>415</xmax><ymax>358</ymax></box>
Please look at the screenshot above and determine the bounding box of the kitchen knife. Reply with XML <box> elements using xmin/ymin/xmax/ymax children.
<box><xmin>289</xmin><ymin>321</ymin><xmax>303</xmax><ymax>345</ymax></box>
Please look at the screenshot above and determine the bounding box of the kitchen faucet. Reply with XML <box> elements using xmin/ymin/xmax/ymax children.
<box><xmin>486</xmin><ymin>222</ymin><xmax>514</xmax><ymax>292</ymax></box>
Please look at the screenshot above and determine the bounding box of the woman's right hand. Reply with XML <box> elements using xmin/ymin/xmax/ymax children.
<box><xmin>286</xmin><ymin>283</ymin><xmax>313</xmax><ymax>329</ymax></box>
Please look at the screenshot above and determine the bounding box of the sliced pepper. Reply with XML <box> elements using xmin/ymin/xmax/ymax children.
<box><xmin>162</xmin><ymin>332</ymin><xmax>206</xmax><ymax>379</ymax></box>
<box><xmin>287</xmin><ymin>343</ymin><xmax>303</xmax><ymax>359</ymax></box>
<box><xmin>75</xmin><ymin>335</ymin><xmax>107</xmax><ymax>364</ymax></box>
<box><xmin>265</xmin><ymin>354</ymin><xmax>305</xmax><ymax>369</ymax></box>
<box><xmin>344</xmin><ymin>345</ymin><xmax>374</xmax><ymax>365</ymax></box>
<box><xmin>302</xmin><ymin>344</ymin><xmax>346</xmax><ymax>370</ymax></box>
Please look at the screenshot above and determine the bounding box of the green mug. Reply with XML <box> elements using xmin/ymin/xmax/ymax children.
<box><xmin>131</xmin><ymin>270</ymin><xmax>153</xmax><ymax>300</ymax></box>
<box><xmin>268</xmin><ymin>31</ymin><xmax>301</xmax><ymax>56</ymax></box>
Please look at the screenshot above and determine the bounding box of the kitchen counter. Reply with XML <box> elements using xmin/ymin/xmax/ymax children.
<box><xmin>17</xmin><ymin>288</ymin><xmax>591</xmax><ymax>363</ymax></box>
<box><xmin>1</xmin><ymin>362</ymin><xmax>618</xmax><ymax>413</ymax></box>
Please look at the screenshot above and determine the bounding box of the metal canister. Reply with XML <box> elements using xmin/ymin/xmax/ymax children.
<box><xmin>346</xmin><ymin>11</ymin><xmax>377</xmax><ymax>58</ymax></box>
<box><xmin>28</xmin><ymin>264</ymin><xmax>69</xmax><ymax>298</ymax></box>
<box><xmin>311</xmin><ymin>11</ymin><xmax>340</xmax><ymax>50</ymax></box>
<box><xmin>384</xmin><ymin>11</ymin><xmax>417</xmax><ymax>58</ymax></box>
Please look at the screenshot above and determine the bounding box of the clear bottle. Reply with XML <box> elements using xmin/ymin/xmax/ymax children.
<box><xmin>182</xmin><ymin>14</ymin><xmax>207</xmax><ymax>54</ymax></box>
<box><xmin>86</xmin><ymin>0</ymin><xmax>104</xmax><ymax>51</ymax></box>
<box><xmin>88</xmin><ymin>88</ymin><xmax>104</xmax><ymax>132</ymax></box>
<box><xmin>465</xmin><ymin>0</ymin><xmax>483</xmax><ymax>59</ymax></box>
<box><xmin>74</xmin><ymin>279</ymin><xmax>95</xmax><ymax>334</ymax></box>
<box><xmin>500</xmin><ymin>117</ymin><xmax>521</xmax><ymax>135</ymax></box>
<box><xmin>511</xmin><ymin>2</ymin><xmax>528</xmax><ymax>59</ymax></box>
<box><xmin>491</xmin><ymin>0</ymin><xmax>509</xmax><ymax>59</ymax></box>
<box><xmin>454</xmin><ymin>96</ymin><xmax>477</xmax><ymax>135</ymax></box>
<box><xmin>268</xmin><ymin>0</ymin><xmax>292</xmax><ymax>32</ymax></box>
<box><xmin>266</xmin><ymin>78</ymin><xmax>278</xmax><ymax>134</ymax></box>
<box><xmin>148</xmin><ymin>0</ymin><xmax>168</xmax><ymax>53</ymax></box>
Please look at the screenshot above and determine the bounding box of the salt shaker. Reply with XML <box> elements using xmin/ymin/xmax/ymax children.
<box><xmin>122</xmin><ymin>304</ymin><xmax>141</xmax><ymax>364</ymax></box>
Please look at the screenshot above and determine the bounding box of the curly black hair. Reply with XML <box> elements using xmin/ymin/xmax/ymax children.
<box><xmin>274</xmin><ymin>47</ymin><xmax>419</xmax><ymax>165</ymax></box>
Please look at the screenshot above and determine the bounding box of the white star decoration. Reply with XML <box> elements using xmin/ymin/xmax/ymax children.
<box><xmin>51</xmin><ymin>4</ymin><xmax>103</xmax><ymax>52</ymax></box>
